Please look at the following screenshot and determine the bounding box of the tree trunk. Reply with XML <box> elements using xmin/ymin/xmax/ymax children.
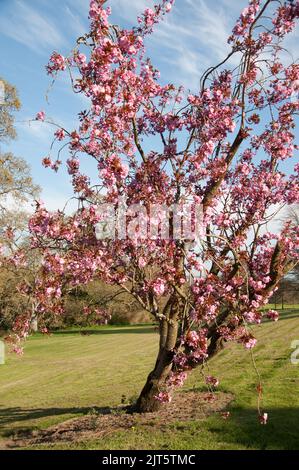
<box><xmin>30</xmin><ymin>302</ymin><xmax>38</xmax><ymax>333</ymax></box>
<box><xmin>30</xmin><ymin>316</ymin><xmax>38</xmax><ymax>333</ymax></box>
<box><xmin>136</xmin><ymin>347</ymin><xmax>174</xmax><ymax>412</ymax></box>
<box><xmin>135</xmin><ymin>304</ymin><xmax>227</xmax><ymax>413</ymax></box>
<box><xmin>136</xmin><ymin>297</ymin><xmax>180</xmax><ymax>413</ymax></box>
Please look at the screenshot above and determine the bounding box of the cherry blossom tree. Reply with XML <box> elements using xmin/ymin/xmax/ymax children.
<box><xmin>7</xmin><ymin>0</ymin><xmax>299</xmax><ymax>415</ymax></box>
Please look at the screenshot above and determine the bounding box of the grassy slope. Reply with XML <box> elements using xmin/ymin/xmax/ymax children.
<box><xmin>0</xmin><ymin>315</ymin><xmax>299</xmax><ymax>450</ymax></box>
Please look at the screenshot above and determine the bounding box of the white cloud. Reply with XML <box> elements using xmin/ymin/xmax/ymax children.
<box><xmin>0</xmin><ymin>0</ymin><xmax>67</xmax><ymax>53</ymax></box>
<box><xmin>18</xmin><ymin>119</ymin><xmax>54</xmax><ymax>143</ymax></box>
<box><xmin>144</xmin><ymin>0</ymin><xmax>238</xmax><ymax>91</ymax></box>
<box><xmin>17</xmin><ymin>112</ymin><xmax>76</xmax><ymax>145</ymax></box>
<box><xmin>8</xmin><ymin>191</ymin><xmax>77</xmax><ymax>214</ymax></box>
<box><xmin>41</xmin><ymin>191</ymin><xmax>78</xmax><ymax>213</ymax></box>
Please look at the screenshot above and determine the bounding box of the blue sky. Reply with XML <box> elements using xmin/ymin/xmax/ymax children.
<box><xmin>0</xmin><ymin>0</ymin><xmax>298</xmax><ymax>211</ymax></box>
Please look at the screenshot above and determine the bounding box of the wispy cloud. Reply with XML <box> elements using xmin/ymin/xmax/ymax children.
<box><xmin>69</xmin><ymin>0</ymin><xmax>90</xmax><ymax>17</ymax></box>
<box><xmin>65</xmin><ymin>4</ymin><xmax>88</xmax><ymax>38</ymax></box>
<box><xmin>18</xmin><ymin>119</ymin><xmax>54</xmax><ymax>143</ymax></box>
<box><xmin>0</xmin><ymin>0</ymin><xmax>66</xmax><ymax>54</ymax></box>
<box><xmin>62</xmin><ymin>0</ymin><xmax>245</xmax><ymax>92</ymax></box>
<box><xmin>184</xmin><ymin>0</ymin><xmax>231</xmax><ymax>60</ymax></box>
<box><xmin>109</xmin><ymin>0</ymin><xmax>153</xmax><ymax>21</ymax></box>
<box><xmin>144</xmin><ymin>0</ymin><xmax>238</xmax><ymax>91</ymax></box>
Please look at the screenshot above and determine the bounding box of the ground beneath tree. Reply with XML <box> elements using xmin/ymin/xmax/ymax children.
<box><xmin>4</xmin><ymin>391</ymin><xmax>233</xmax><ymax>448</ymax></box>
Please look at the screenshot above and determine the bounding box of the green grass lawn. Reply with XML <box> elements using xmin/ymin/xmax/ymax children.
<box><xmin>0</xmin><ymin>315</ymin><xmax>299</xmax><ymax>450</ymax></box>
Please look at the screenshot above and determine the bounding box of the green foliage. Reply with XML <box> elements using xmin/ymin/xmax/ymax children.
<box><xmin>0</xmin><ymin>77</ymin><xmax>21</xmax><ymax>142</ymax></box>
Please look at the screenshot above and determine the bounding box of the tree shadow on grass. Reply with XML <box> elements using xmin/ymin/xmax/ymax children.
<box><xmin>0</xmin><ymin>405</ymin><xmax>113</xmax><ymax>437</ymax></box>
<box><xmin>205</xmin><ymin>406</ymin><xmax>299</xmax><ymax>450</ymax></box>
<box><xmin>1</xmin><ymin>401</ymin><xmax>299</xmax><ymax>449</ymax></box>
<box><xmin>275</xmin><ymin>311</ymin><xmax>299</xmax><ymax>321</ymax></box>
<box><xmin>262</xmin><ymin>310</ymin><xmax>299</xmax><ymax>323</ymax></box>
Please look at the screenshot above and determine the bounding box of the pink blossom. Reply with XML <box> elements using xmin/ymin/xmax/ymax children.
<box><xmin>205</xmin><ymin>375</ymin><xmax>219</xmax><ymax>387</ymax></box>
<box><xmin>167</xmin><ymin>371</ymin><xmax>187</xmax><ymax>388</ymax></box>
<box><xmin>12</xmin><ymin>347</ymin><xmax>24</xmax><ymax>356</ymax></box>
<box><xmin>36</xmin><ymin>111</ymin><xmax>45</xmax><ymax>121</ymax></box>
<box><xmin>54</xmin><ymin>128</ymin><xmax>65</xmax><ymax>140</ymax></box>
<box><xmin>259</xmin><ymin>412</ymin><xmax>268</xmax><ymax>425</ymax></box>
<box><xmin>220</xmin><ymin>411</ymin><xmax>230</xmax><ymax>420</ymax></box>
<box><xmin>186</xmin><ymin>330</ymin><xmax>200</xmax><ymax>349</ymax></box>
<box><xmin>75</xmin><ymin>53</ymin><xmax>86</xmax><ymax>65</ymax></box>
<box><xmin>46</xmin><ymin>52</ymin><xmax>66</xmax><ymax>74</ymax></box>
<box><xmin>152</xmin><ymin>278</ymin><xmax>166</xmax><ymax>296</ymax></box>
<box><xmin>154</xmin><ymin>391</ymin><xmax>172</xmax><ymax>403</ymax></box>
<box><xmin>42</xmin><ymin>157</ymin><xmax>53</xmax><ymax>168</ymax></box>
<box><xmin>243</xmin><ymin>335</ymin><xmax>257</xmax><ymax>349</ymax></box>
<box><xmin>138</xmin><ymin>257</ymin><xmax>147</xmax><ymax>268</ymax></box>
<box><xmin>267</xmin><ymin>310</ymin><xmax>279</xmax><ymax>322</ymax></box>
<box><xmin>67</xmin><ymin>158</ymin><xmax>80</xmax><ymax>175</ymax></box>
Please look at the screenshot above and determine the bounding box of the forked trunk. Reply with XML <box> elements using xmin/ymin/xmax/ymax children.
<box><xmin>135</xmin><ymin>310</ymin><xmax>225</xmax><ymax>413</ymax></box>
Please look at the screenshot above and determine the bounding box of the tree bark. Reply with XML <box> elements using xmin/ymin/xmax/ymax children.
<box><xmin>135</xmin><ymin>347</ymin><xmax>174</xmax><ymax>412</ymax></box>
<box><xmin>135</xmin><ymin>305</ymin><xmax>228</xmax><ymax>413</ymax></box>
<box><xmin>30</xmin><ymin>316</ymin><xmax>38</xmax><ymax>333</ymax></box>
<box><xmin>136</xmin><ymin>295</ymin><xmax>181</xmax><ymax>413</ymax></box>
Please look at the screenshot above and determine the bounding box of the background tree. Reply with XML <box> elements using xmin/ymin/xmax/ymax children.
<box><xmin>9</xmin><ymin>0</ymin><xmax>299</xmax><ymax>418</ymax></box>
<box><xmin>286</xmin><ymin>204</ymin><xmax>299</xmax><ymax>283</ymax></box>
<box><xmin>0</xmin><ymin>77</ymin><xmax>21</xmax><ymax>142</ymax></box>
<box><xmin>0</xmin><ymin>78</ymin><xmax>40</xmax><ymax>334</ymax></box>
<box><xmin>0</xmin><ymin>76</ymin><xmax>39</xmax><ymax>216</ymax></box>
